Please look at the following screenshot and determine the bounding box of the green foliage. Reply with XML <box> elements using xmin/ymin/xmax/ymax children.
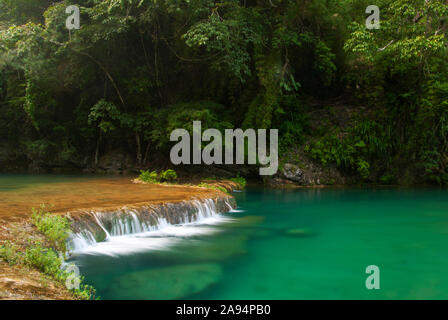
<box><xmin>139</xmin><ymin>169</ymin><xmax>178</xmax><ymax>183</ymax></box>
<box><xmin>1</xmin><ymin>239</ymin><xmax>64</xmax><ymax>277</ymax></box>
<box><xmin>29</xmin><ymin>206</ymin><xmax>97</xmax><ymax>298</ymax></box>
<box><xmin>0</xmin><ymin>241</ymin><xmax>20</xmax><ymax>266</ymax></box>
<box><xmin>151</xmin><ymin>101</ymin><xmax>233</xmax><ymax>151</ymax></box>
<box><xmin>307</xmin><ymin>132</ymin><xmax>371</xmax><ymax>180</ymax></box>
<box><xmin>23</xmin><ymin>241</ymin><xmax>62</xmax><ymax>277</ymax></box>
<box><xmin>229</xmin><ymin>175</ymin><xmax>246</xmax><ymax>189</ymax></box>
<box><xmin>274</xmin><ymin>95</ymin><xmax>309</xmax><ymax>152</ymax></box>
<box><xmin>31</xmin><ymin>205</ymin><xmax>71</xmax><ymax>253</ymax></box>
<box><xmin>356</xmin><ymin>159</ymin><xmax>370</xmax><ymax>180</ymax></box>
<box><xmin>0</xmin><ymin>0</ymin><xmax>348</xmax><ymax>168</ymax></box>
<box><xmin>198</xmin><ymin>183</ymin><xmax>229</xmax><ymax>195</ymax></box>
<box><xmin>160</xmin><ymin>169</ymin><xmax>178</xmax><ymax>182</ymax></box>
<box><xmin>139</xmin><ymin>170</ymin><xmax>159</xmax><ymax>183</ymax></box>
<box><xmin>0</xmin><ymin>0</ymin><xmax>446</xmax><ymax>185</ymax></box>
<box><xmin>380</xmin><ymin>174</ymin><xmax>396</xmax><ymax>185</ymax></box>
<box><xmin>71</xmin><ymin>279</ymin><xmax>97</xmax><ymax>300</ymax></box>
<box><xmin>306</xmin><ymin>117</ymin><xmax>398</xmax><ymax>181</ymax></box>
<box><xmin>0</xmin><ymin>205</ymin><xmax>96</xmax><ymax>299</ymax></box>
<box><xmin>182</xmin><ymin>7</ymin><xmax>262</xmax><ymax>80</ymax></box>
<box><xmin>0</xmin><ymin>238</ymin><xmax>96</xmax><ymax>299</ymax></box>
<box><xmin>23</xmin><ymin>240</ymin><xmax>95</xmax><ymax>299</ymax></box>
<box><xmin>343</xmin><ymin>0</ymin><xmax>448</xmax><ymax>184</ymax></box>
<box><xmin>88</xmin><ymin>100</ymin><xmax>122</xmax><ymax>133</ymax></box>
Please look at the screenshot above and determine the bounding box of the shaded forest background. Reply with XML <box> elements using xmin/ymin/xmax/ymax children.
<box><xmin>0</xmin><ymin>0</ymin><xmax>447</xmax><ymax>185</ymax></box>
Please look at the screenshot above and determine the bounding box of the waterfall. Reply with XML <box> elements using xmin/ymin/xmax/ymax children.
<box><xmin>67</xmin><ymin>197</ymin><xmax>236</xmax><ymax>254</ymax></box>
<box><xmin>92</xmin><ymin>212</ymin><xmax>111</xmax><ymax>239</ymax></box>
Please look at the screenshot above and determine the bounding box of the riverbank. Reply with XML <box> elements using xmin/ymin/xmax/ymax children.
<box><xmin>0</xmin><ymin>176</ymin><xmax>240</xmax><ymax>300</ymax></box>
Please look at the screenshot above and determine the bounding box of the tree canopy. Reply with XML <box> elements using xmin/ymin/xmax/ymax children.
<box><xmin>0</xmin><ymin>0</ymin><xmax>447</xmax><ymax>184</ymax></box>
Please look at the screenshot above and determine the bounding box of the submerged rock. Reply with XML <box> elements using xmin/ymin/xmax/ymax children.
<box><xmin>140</xmin><ymin>233</ymin><xmax>249</xmax><ymax>264</ymax></box>
<box><xmin>109</xmin><ymin>263</ymin><xmax>223</xmax><ymax>299</ymax></box>
<box><xmin>226</xmin><ymin>215</ymin><xmax>265</xmax><ymax>228</ymax></box>
<box><xmin>224</xmin><ymin>216</ymin><xmax>273</xmax><ymax>238</ymax></box>
<box><xmin>284</xmin><ymin>228</ymin><xmax>316</xmax><ymax>237</ymax></box>
<box><xmin>180</xmin><ymin>234</ymin><xmax>248</xmax><ymax>261</ymax></box>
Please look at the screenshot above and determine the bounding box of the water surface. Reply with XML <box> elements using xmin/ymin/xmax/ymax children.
<box><xmin>71</xmin><ymin>187</ymin><xmax>448</xmax><ymax>299</ymax></box>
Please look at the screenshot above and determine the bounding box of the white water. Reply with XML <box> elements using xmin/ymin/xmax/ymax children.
<box><xmin>68</xmin><ymin>198</ymin><xmax>235</xmax><ymax>256</ymax></box>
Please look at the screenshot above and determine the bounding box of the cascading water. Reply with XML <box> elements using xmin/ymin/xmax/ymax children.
<box><xmin>67</xmin><ymin>197</ymin><xmax>237</xmax><ymax>256</ymax></box>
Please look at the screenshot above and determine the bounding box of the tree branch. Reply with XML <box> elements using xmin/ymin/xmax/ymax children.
<box><xmin>49</xmin><ymin>39</ymin><xmax>126</xmax><ymax>110</ymax></box>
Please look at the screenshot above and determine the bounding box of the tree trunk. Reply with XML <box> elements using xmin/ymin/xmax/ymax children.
<box><xmin>95</xmin><ymin>130</ymin><xmax>102</xmax><ymax>166</ymax></box>
<box><xmin>135</xmin><ymin>131</ymin><xmax>142</xmax><ymax>166</ymax></box>
<box><xmin>143</xmin><ymin>142</ymin><xmax>150</xmax><ymax>166</ymax></box>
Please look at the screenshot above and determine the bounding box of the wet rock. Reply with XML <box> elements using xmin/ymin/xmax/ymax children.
<box><xmin>109</xmin><ymin>263</ymin><xmax>223</xmax><ymax>299</ymax></box>
<box><xmin>66</xmin><ymin>196</ymin><xmax>237</xmax><ymax>250</ymax></box>
<box><xmin>282</xmin><ymin>163</ymin><xmax>306</xmax><ymax>184</ymax></box>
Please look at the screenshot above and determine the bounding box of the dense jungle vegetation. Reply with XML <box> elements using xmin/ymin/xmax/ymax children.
<box><xmin>0</xmin><ymin>0</ymin><xmax>447</xmax><ymax>185</ymax></box>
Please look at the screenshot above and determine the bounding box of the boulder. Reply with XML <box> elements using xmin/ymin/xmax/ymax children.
<box><xmin>282</xmin><ymin>163</ymin><xmax>306</xmax><ymax>184</ymax></box>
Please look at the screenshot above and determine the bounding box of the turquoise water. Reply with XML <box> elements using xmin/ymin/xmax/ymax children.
<box><xmin>0</xmin><ymin>174</ymin><xmax>86</xmax><ymax>191</ymax></box>
<box><xmin>0</xmin><ymin>173</ymin><xmax>107</xmax><ymax>192</ymax></box>
<box><xmin>71</xmin><ymin>187</ymin><xmax>448</xmax><ymax>300</ymax></box>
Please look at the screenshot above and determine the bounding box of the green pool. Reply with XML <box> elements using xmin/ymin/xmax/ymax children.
<box><xmin>70</xmin><ymin>187</ymin><xmax>448</xmax><ymax>299</ymax></box>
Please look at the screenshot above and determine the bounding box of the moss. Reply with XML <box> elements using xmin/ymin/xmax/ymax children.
<box><xmin>198</xmin><ymin>183</ymin><xmax>229</xmax><ymax>195</ymax></box>
<box><xmin>229</xmin><ymin>175</ymin><xmax>247</xmax><ymax>189</ymax></box>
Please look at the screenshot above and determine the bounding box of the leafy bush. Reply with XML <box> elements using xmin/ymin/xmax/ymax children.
<box><xmin>356</xmin><ymin>159</ymin><xmax>370</xmax><ymax>180</ymax></box>
<box><xmin>140</xmin><ymin>169</ymin><xmax>178</xmax><ymax>183</ymax></box>
<box><xmin>160</xmin><ymin>169</ymin><xmax>178</xmax><ymax>182</ymax></box>
<box><xmin>139</xmin><ymin>170</ymin><xmax>159</xmax><ymax>183</ymax></box>
<box><xmin>229</xmin><ymin>175</ymin><xmax>247</xmax><ymax>189</ymax></box>
<box><xmin>23</xmin><ymin>241</ymin><xmax>62</xmax><ymax>278</ymax></box>
<box><xmin>1</xmin><ymin>240</ymin><xmax>64</xmax><ymax>277</ymax></box>
<box><xmin>71</xmin><ymin>278</ymin><xmax>97</xmax><ymax>300</ymax></box>
<box><xmin>275</xmin><ymin>95</ymin><xmax>308</xmax><ymax>152</ymax></box>
<box><xmin>31</xmin><ymin>206</ymin><xmax>71</xmax><ymax>253</ymax></box>
<box><xmin>0</xmin><ymin>241</ymin><xmax>20</xmax><ymax>266</ymax></box>
<box><xmin>198</xmin><ymin>183</ymin><xmax>229</xmax><ymax>194</ymax></box>
<box><xmin>306</xmin><ymin>132</ymin><xmax>371</xmax><ymax>180</ymax></box>
<box><xmin>23</xmin><ymin>241</ymin><xmax>96</xmax><ymax>299</ymax></box>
